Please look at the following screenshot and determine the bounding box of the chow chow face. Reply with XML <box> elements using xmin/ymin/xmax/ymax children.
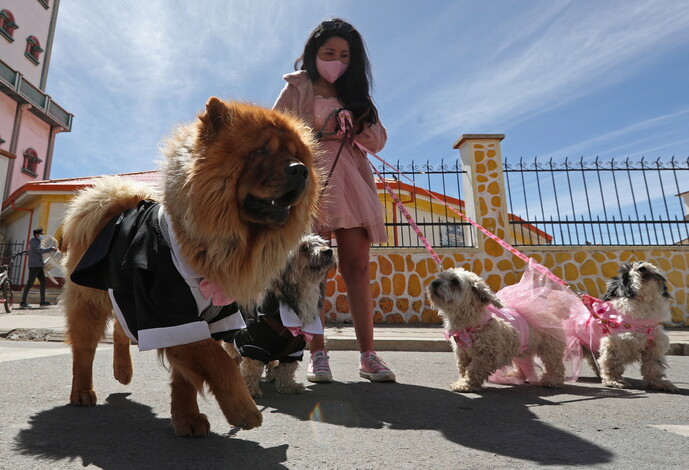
<box><xmin>161</xmin><ymin>98</ymin><xmax>322</xmax><ymax>304</ymax></box>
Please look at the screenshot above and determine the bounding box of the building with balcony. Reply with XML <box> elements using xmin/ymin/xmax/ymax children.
<box><xmin>0</xmin><ymin>0</ymin><xmax>72</xmax><ymax>204</ymax></box>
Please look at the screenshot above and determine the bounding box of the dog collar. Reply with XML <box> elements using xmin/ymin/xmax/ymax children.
<box><xmin>444</xmin><ymin>309</ymin><xmax>493</xmax><ymax>350</ymax></box>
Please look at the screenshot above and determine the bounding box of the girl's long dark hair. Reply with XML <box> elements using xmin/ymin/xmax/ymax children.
<box><xmin>295</xmin><ymin>18</ymin><xmax>379</xmax><ymax>126</ymax></box>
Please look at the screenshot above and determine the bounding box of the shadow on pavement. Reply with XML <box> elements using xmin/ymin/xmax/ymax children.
<box><xmin>14</xmin><ymin>393</ymin><xmax>289</xmax><ymax>470</ymax></box>
<box><xmin>258</xmin><ymin>379</ymin><xmax>646</xmax><ymax>466</ymax></box>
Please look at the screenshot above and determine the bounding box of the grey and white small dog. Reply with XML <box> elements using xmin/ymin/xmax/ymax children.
<box><xmin>227</xmin><ymin>234</ymin><xmax>336</xmax><ymax>397</ymax></box>
<box><xmin>581</xmin><ymin>261</ymin><xmax>678</xmax><ymax>392</ymax></box>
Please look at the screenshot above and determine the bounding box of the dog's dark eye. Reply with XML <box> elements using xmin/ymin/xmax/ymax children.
<box><xmin>299</xmin><ymin>244</ymin><xmax>309</xmax><ymax>253</ymax></box>
<box><xmin>450</xmin><ymin>278</ymin><xmax>460</xmax><ymax>286</ymax></box>
<box><xmin>253</xmin><ymin>145</ymin><xmax>269</xmax><ymax>157</ymax></box>
<box><xmin>638</xmin><ymin>266</ymin><xmax>648</xmax><ymax>273</ymax></box>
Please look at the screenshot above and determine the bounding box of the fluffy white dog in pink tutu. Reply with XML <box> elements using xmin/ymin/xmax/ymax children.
<box><xmin>427</xmin><ymin>267</ymin><xmax>566</xmax><ymax>392</ymax></box>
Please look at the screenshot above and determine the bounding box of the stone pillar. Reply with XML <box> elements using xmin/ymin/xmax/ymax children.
<box><xmin>452</xmin><ymin>134</ymin><xmax>510</xmax><ymax>257</ymax></box>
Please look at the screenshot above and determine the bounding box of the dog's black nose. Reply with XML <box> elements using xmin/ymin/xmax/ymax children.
<box><xmin>323</xmin><ymin>248</ymin><xmax>333</xmax><ymax>258</ymax></box>
<box><xmin>285</xmin><ymin>162</ymin><xmax>308</xmax><ymax>181</ymax></box>
<box><xmin>279</xmin><ymin>162</ymin><xmax>309</xmax><ymax>205</ymax></box>
<box><xmin>430</xmin><ymin>279</ymin><xmax>441</xmax><ymax>289</ymax></box>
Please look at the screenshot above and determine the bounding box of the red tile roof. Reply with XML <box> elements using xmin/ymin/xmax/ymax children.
<box><xmin>2</xmin><ymin>171</ymin><xmax>161</xmax><ymax>209</ymax></box>
<box><xmin>3</xmin><ymin>170</ymin><xmax>552</xmax><ymax>242</ymax></box>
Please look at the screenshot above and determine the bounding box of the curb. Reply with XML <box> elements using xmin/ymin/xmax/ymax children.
<box><xmin>0</xmin><ymin>327</ymin><xmax>455</xmax><ymax>352</ymax></box>
<box><xmin>1</xmin><ymin>311</ymin><xmax>688</xmax><ymax>355</ymax></box>
<box><xmin>2</xmin><ymin>326</ymin><xmax>689</xmax><ymax>355</ymax></box>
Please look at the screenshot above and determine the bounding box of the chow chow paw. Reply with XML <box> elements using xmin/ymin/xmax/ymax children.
<box><xmin>70</xmin><ymin>389</ymin><xmax>97</xmax><ymax>406</ymax></box>
<box><xmin>172</xmin><ymin>412</ymin><xmax>211</xmax><ymax>437</ymax></box>
<box><xmin>113</xmin><ymin>359</ymin><xmax>133</xmax><ymax>385</ymax></box>
<box><xmin>226</xmin><ymin>400</ymin><xmax>263</xmax><ymax>430</ymax></box>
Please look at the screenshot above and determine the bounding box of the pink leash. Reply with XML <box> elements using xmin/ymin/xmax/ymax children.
<box><xmin>345</xmin><ymin>127</ymin><xmax>660</xmax><ymax>353</ymax></box>
<box><xmin>341</xmin><ymin>109</ymin><xmax>566</xmax><ymax>288</ymax></box>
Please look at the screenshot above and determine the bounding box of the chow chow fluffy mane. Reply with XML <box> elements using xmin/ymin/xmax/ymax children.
<box><xmin>162</xmin><ymin>98</ymin><xmax>320</xmax><ymax>303</ymax></box>
<box><xmin>63</xmin><ymin>98</ymin><xmax>321</xmax><ymax>305</ymax></box>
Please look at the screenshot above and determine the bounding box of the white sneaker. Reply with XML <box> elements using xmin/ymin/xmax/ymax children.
<box><xmin>307</xmin><ymin>350</ymin><xmax>333</xmax><ymax>383</ymax></box>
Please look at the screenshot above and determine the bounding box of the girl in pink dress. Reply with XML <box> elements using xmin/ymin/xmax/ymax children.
<box><xmin>274</xmin><ymin>18</ymin><xmax>395</xmax><ymax>382</ymax></box>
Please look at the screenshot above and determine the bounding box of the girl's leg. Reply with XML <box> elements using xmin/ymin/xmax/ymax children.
<box><xmin>334</xmin><ymin>227</ymin><xmax>374</xmax><ymax>352</ymax></box>
<box><xmin>308</xmin><ymin>311</ymin><xmax>327</xmax><ymax>351</ymax></box>
<box><xmin>335</xmin><ymin>228</ymin><xmax>395</xmax><ymax>381</ymax></box>
<box><xmin>307</xmin><ymin>231</ymin><xmax>333</xmax><ymax>382</ymax></box>
<box><xmin>306</xmin><ymin>309</ymin><xmax>332</xmax><ymax>383</ymax></box>
<box><xmin>309</xmin><ymin>229</ymin><xmax>331</xmax><ymax>353</ymax></box>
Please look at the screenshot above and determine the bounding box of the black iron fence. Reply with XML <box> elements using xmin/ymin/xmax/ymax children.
<box><xmin>504</xmin><ymin>157</ymin><xmax>689</xmax><ymax>246</ymax></box>
<box><xmin>373</xmin><ymin>159</ymin><xmax>475</xmax><ymax>249</ymax></box>
<box><xmin>371</xmin><ymin>156</ymin><xmax>689</xmax><ymax>248</ymax></box>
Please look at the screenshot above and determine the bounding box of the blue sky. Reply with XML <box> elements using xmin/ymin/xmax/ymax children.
<box><xmin>46</xmin><ymin>0</ymin><xmax>689</xmax><ymax>180</ymax></box>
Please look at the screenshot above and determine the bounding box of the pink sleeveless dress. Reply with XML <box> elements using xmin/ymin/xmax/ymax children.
<box><xmin>313</xmin><ymin>96</ymin><xmax>387</xmax><ymax>243</ymax></box>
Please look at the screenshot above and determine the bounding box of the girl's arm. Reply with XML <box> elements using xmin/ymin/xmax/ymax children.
<box><xmin>273</xmin><ymin>83</ymin><xmax>299</xmax><ymax>114</ymax></box>
<box><xmin>354</xmin><ymin>120</ymin><xmax>387</xmax><ymax>154</ymax></box>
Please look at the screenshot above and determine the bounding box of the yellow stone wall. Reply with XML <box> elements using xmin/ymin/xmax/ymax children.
<box><xmin>322</xmin><ymin>247</ymin><xmax>689</xmax><ymax>326</ymax></box>
<box><xmin>323</xmin><ymin>135</ymin><xmax>689</xmax><ymax>326</ymax></box>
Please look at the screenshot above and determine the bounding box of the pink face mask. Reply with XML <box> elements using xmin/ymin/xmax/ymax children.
<box><xmin>316</xmin><ymin>57</ymin><xmax>348</xmax><ymax>83</ymax></box>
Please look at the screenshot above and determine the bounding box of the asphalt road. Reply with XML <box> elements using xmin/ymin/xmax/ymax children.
<box><xmin>1</xmin><ymin>341</ymin><xmax>688</xmax><ymax>470</ymax></box>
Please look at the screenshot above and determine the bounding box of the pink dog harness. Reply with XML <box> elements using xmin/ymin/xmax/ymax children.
<box><xmin>576</xmin><ymin>295</ymin><xmax>659</xmax><ymax>351</ymax></box>
<box><xmin>444</xmin><ymin>310</ymin><xmax>492</xmax><ymax>349</ymax></box>
<box><xmin>444</xmin><ymin>305</ymin><xmax>530</xmax><ymax>352</ymax></box>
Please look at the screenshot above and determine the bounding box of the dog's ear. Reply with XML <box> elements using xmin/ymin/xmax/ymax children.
<box><xmin>602</xmin><ymin>276</ymin><xmax>621</xmax><ymax>301</ymax></box>
<box><xmin>603</xmin><ymin>264</ymin><xmax>636</xmax><ymax>300</ymax></box>
<box><xmin>198</xmin><ymin>97</ymin><xmax>229</xmax><ymax>139</ymax></box>
<box><xmin>656</xmin><ymin>272</ymin><xmax>672</xmax><ymax>299</ymax></box>
<box><xmin>473</xmin><ymin>280</ymin><xmax>503</xmax><ymax>308</ymax></box>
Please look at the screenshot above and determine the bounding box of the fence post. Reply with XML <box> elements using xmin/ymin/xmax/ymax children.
<box><xmin>453</xmin><ymin>134</ymin><xmax>510</xmax><ymax>256</ymax></box>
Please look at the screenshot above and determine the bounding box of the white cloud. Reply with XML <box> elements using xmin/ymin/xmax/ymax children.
<box><xmin>44</xmin><ymin>0</ymin><xmax>689</xmax><ymax>180</ymax></box>
<box><xmin>406</xmin><ymin>1</ymin><xmax>689</xmax><ymax>140</ymax></box>
<box><xmin>546</xmin><ymin>109</ymin><xmax>689</xmax><ymax>159</ymax></box>
<box><xmin>47</xmin><ymin>0</ymin><xmax>332</xmax><ymax>177</ymax></box>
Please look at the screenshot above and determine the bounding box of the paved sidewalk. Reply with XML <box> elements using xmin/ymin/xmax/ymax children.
<box><xmin>2</xmin><ymin>303</ymin><xmax>689</xmax><ymax>354</ymax></box>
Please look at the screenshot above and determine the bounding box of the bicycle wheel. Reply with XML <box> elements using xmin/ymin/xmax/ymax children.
<box><xmin>2</xmin><ymin>280</ymin><xmax>12</xmax><ymax>313</ymax></box>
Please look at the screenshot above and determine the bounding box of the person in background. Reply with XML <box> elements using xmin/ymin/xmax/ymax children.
<box><xmin>19</xmin><ymin>228</ymin><xmax>56</xmax><ymax>308</ymax></box>
<box><xmin>273</xmin><ymin>18</ymin><xmax>395</xmax><ymax>382</ymax></box>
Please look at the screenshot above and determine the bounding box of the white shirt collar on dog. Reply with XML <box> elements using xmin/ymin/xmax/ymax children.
<box><xmin>160</xmin><ymin>206</ymin><xmax>211</xmax><ymax>315</ymax></box>
<box><xmin>279</xmin><ymin>301</ymin><xmax>324</xmax><ymax>336</ymax></box>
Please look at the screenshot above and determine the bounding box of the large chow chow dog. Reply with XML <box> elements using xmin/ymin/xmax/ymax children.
<box><xmin>61</xmin><ymin>98</ymin><xmax>320</xmax><ymax>436</ymax></box>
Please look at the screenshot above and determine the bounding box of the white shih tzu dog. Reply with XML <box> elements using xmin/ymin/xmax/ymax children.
<box><xmin>566</xmin><ymin>261</ymin><xmax>678</xmax><ymax>393</ymax></box>
<box><xmin>427</xmin><ymin>267</ymin><xmax>566</xmax><ymax>393</ymax></box>
<box><xmin>225</xmin><ymin>234</ymin><xmax>336</xmax><ymax>397</ymax></box>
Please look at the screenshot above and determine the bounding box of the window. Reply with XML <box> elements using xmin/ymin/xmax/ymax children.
<box><xmin>25</xmin><ymin>36</ymin><xmax>44</xmax><ymax>65</ymax></box>
<box><xmin>22</xmin><ymin>148</ymin><xmax>42</xmax><ymax>177</ymax></box>
<box><xmin>441</xmin><ymin>224</ymin><xmax>466</xmax><ymax>247</ymax></box>
<box><xmin>0</xmin><ymin>10</ymin><xmax>18</xmax><ymax>42</ymax></box>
